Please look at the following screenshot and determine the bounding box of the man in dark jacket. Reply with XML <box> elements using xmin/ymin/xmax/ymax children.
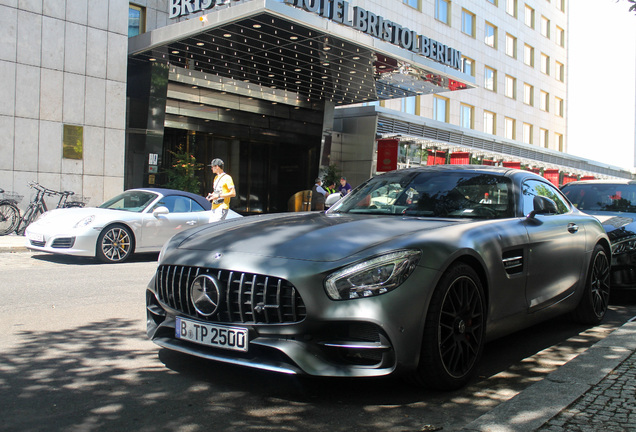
<box><xmin>311</xmin><ymin>178</ymin><xmax>327</xmax><ymax>210</ymax></box>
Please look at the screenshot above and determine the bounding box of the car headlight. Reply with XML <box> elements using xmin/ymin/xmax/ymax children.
<box><xmin>73</xmin><ymin>215</ymin><xmax>95</xmax><ymax>228</ymax></box>
<box><xmin>612</xmin><ymin>239</ymin><xmax>636</xmax><ymax>255</ymax></box>
<box><xmin>325</xmin><ymin>250</ymin><xmax>421</xmax><ymax>300</ymax></box>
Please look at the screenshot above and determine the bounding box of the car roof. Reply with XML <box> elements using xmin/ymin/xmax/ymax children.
<box><xmin>385</xmin><ymin>164</ymin><xmax>545</xmax><ymax>180</ymax></box>
<box><xmin>561</xmin><ymin>179</ymin><xmax>636</xmax><ymax>187</ymax></box>
<box><xmin>130</xmin><ymin>188</ymin><xmax>211</xmax><ymax>210</ymax></box>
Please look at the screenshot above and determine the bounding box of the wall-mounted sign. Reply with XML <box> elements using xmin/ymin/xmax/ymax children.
<box><xmin>284</xmin><ymin>0</ymin><xmax>462</xmax><ymax>70</ymax></box>
<box><xmin>149</xmin><ymin>153</ymin><xmax>159</xmax><ymax>165</ymax></box>
<box><xmin>376</xmin><ymin>139</ymin><xmax>398</xmax><ymax>172</ymax></box>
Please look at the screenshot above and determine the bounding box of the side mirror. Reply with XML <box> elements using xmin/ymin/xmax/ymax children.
<box><xmin>528</xmin><ymin>195</ymin><xmax>558</xmax><ymax>219</ymax></box>
<box><xmin>153</xmin><ymin>206</ymin><xmax>169</xmax><ymax>217</ymax></box>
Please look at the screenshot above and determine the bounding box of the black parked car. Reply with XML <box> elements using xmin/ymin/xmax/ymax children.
<box><xmin>562</xmin><ymin>179</ymin><xmax>636</xmax><ymax>290</ymax></box>
<box><xmin>147</xmin><ymin>165</ymin><xmax>611</xmax><ymax>390</ymax></box>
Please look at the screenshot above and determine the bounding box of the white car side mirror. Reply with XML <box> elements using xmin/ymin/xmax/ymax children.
<box><xmin>153</xmin><ymin>206</ymin><xmax>169</xmax><ymax>217</ymax></box>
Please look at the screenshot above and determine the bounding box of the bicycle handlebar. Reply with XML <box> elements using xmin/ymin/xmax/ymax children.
<box><xmin>28</xmin><ymin>181</ymin><xmax>68</xmax><ymax>197</ymax></box>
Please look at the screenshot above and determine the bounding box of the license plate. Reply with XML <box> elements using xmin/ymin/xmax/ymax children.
<box><xmin>175</xmin><ymin>317</ymin><xmax>248</xmax><ymax>352</ymax></box>
<box><xmin>27</xmin><ymin>232</ymin><xmax>44</xmax><ymax>242</ymax></box>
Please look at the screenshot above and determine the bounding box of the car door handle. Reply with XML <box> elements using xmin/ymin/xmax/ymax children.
<box><xmin>567</xmin><ymin>223</ymin><xmax>579</xmax><ymax>233</ymax></box>
<box><xmin>186</xmin><ymin>220</ymin><xmax>198</xmax><ymax>225</ymax></box>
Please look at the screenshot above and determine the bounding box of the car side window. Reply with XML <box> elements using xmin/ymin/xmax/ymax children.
<box><xmin>522</xmin><ymin>179</ymin><xmax>570</xmax><ymax>216</ymax></box>
<box><xmin>152</xmin><ymin>196</ymin><xmax>205</xmax><ymax>213</ymax></box>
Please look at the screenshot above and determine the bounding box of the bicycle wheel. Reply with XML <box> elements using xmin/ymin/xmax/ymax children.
<box><xmin>0</xmin><ymin>202</ymin><xmax>19</xmax><ymax>235</ymax></box>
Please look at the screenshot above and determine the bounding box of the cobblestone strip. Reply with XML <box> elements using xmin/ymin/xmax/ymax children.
<box><xmin>537</xmin><ymin>350</ymin><xmax>636</xmax><ymax>432</ymax></box>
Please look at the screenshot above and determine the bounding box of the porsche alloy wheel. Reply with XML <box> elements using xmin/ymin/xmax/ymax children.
<box><xmin>413</xmin><ymin>263</ymin><xmax>486</xmax><ymax>390</ymax></box>
<box><xmin>571</xmin><ymin>244</ymin><xmax>611</xmax><ymax>325</ymax></box>
<box><xmin>97</xmin><ymin>224</ymin><xmax>133</xmax><ymax>263</ymax></box>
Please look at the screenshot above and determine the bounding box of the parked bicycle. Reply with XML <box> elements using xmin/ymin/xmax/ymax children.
<box><xmin>0</xmin><ymin>182</ymin><xmax>88</xmax><ymax>236</ymax></box>
<box><xmin>0</xmin><ymin>189</ymin><xmax>23</xmax><ymax>235</ymax></box>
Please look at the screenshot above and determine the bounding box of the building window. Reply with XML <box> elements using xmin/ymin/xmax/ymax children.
<box><xmin>462</xmin><ymin>57</ymin><xmax>475</xmax><ymax>76</ymax></box>
<box><xmin>557</xmin><ymin>0</ymin><xmax>565</xmax><ymax>12</ymax></box>
<box><xmin>486</xmin><ymin>0</ymin><xmax>497</xmax><ymax>5</ymax></box>
<box><xmin>523</xmin><ymin>123</ymin><xmax>533</xmax><ymax>144</ymax></box>
<box><xmin>433</xmin><ymin>96</ymin><xmax>449</xmax><ymax>122</ymax></box>
<box><xmin>524</xmin><ymin>44</ymin><xmax>534</xmax><ymax>67</ymax></box>
<box><xmin>436</xmin><ymin>0</ymin><xmax>450</xmax><ymax>25</ymax></box>
<box><xmin>541</xmin><ymin>53</ymin><xmax>550</xmax><ymax>75</ymax></box>
<box><xmin>505</xmin><ymin>33</ymin><xmax>517</xmax><ymax>58</ymax></box>
<box><xmin>485</xmin><ymin>22</ymin><xmax>497</xmax><ymax>48</ymax></box>
<box><xmin>506</xmin><ymin>0</ymin><xmax>517</xmax><ymax>17</ymax></box>
<box><xmin>556</xmin><ymin>61</ymin><xmax>564</xmax><ymax>82</ymax></box>
<box><xmin>540</xmin><ymin>91</ymin><xmax>549</xmax><ymax>112</ymax></box>
<box><xmin>523</xmin><ymin>83</ymin><xmax>534</xmax><ymax>105</ymax></box>
<box><xmin>505</xmin><ymin>117</ymin><xmax>516</xmax><ymax>140</ymax></box>
<box><xmin>462</xmin><ymin>9</ymin><xmax>475</xmax><ymax>37</ymax></box>
<box><xmin>556</xmin><ymin>97</ymin><xmax>564</xmax><ymax>117</ymax></box>
<box><xmin>540</xmin><ymin>128</ymin><xmax>549</xmax><ymax>148</ymax></box>
<box><xmin>128</xmin><ymin>4</ymin><xmax>146</xmax><ymax>37</ymax></box>
<box><xmin>484</xmin><ymin>111</ymin><xmax>496</xmax><ymax>135</ymax></box>
<box><xmin>524</xmin><ymin>5</ymin><xmax>535</xmax><ymax>28</ymax></box>
<box><xmin>484</xmin><ymin>66</ymin><xmax>497</xmax><ymax>91</ymax></box>
<box><xmin>403</xmin><ymin>0</ymin><xmax>418</xmax><ymax>9</ymax></box>
<box><xmin>505</xmin><ymin>75</ymin><xmax>516</xmax><ymax>99</ymax></box>
<box><xmin>556</xmin><ymin>26</ymin><xmax>565</xmax><ymax>47</ymax></box>
<box><xmin>461</xmin><ymin>104</ymin><xmax>474</xmax><ymax>129</ymax></box>
<box><xmin>402</xmin><ymin>96</ymin><xmax>416</xmax><ymax>114</ymax></box>
<box><xmin>556</xmin><ymin>133</ymin><xmax>564</xmax><ymax>152</ymax></box>
<box><xmin>541</xmin><ymin>16</ymin><xmax>550</xmax><ymax>38</ymax></box>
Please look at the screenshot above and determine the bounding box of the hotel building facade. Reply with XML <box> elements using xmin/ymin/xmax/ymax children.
<box><xmin>1</xmin><ymin>0</ymin><xmax>631</xmax><ymax>213</ymax></box>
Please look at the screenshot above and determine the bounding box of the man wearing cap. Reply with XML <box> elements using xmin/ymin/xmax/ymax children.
<box><xmin>338</xmin><ymin>176</ymin><xmax>352</xmax><ymax>196</ymax></box>
<box><xmin>206</xmin><ymin>158</ymin><xmax>236</xmax><ymax>221</ymax></box>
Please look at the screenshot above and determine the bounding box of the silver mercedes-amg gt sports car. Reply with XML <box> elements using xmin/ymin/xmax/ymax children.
<box><xmin>146</xmin><ymin>165</ymin><xmax>611</xmax><ymax>390</ymax></box>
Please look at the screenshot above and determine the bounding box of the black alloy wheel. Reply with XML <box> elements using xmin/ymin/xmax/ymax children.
<box><xmin>97</xmin><ymin>224</ymin><xmax>134</xmax><ymax>263</ymax></box>
<box><xmin>571</xmin><ymin>244</ymin><xmax>611</xmax><ymax>325</ymax></box>
<box><xmin>413</xmin><ymin>263</ymin><xmax>486</xmax><ymax>390</ymax></box>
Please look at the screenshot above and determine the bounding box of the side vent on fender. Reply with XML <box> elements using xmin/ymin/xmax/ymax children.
<box><xmin>502</xmin><ymin>250</ymin><xmax>524</xmax><ymax>275</ymax></box>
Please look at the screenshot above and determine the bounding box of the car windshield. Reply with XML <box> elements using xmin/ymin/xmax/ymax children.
<box><xmin>562</xmin><ymin>183</ymin><xmax>636</xmax><ymax>212</ymax></box>
<box><xmin>328</xmin><ymin>171</ymin><xmax>513</xmax><ymax>219</ymax></box>
<box><xmin>98</xmin><ymin>190</ymin><xmax>159</xmax><ymax>212</ymax></box>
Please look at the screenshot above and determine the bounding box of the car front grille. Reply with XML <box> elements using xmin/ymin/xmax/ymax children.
<box><xmin>155</xmin><ymin>265</ymin><xmax>306</xmax><ymax>324</ymax></box>
<box><xmin>29</xmin><ymin>240</ymin><xmax>45</xmax><ymax>247</ymax></box>
<box><xmin>51</xmin><ymin>237</ymin><xmax>75</xmax><ymax>248</ymax></box>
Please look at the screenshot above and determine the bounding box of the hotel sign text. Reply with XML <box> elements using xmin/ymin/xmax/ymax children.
<box><xmin>285</xmin><ymin>0</ymin><xmax>461</xmax><ymax>70</ymax></box>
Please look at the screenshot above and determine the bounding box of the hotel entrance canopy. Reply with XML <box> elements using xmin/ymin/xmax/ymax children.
<box><xmin>128</xmin><ymin>0</ymin><xmax>475</xmax><ymax>105</ymax></box>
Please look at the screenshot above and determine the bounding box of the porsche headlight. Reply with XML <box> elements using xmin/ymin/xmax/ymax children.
<box><xmin>73</xmin><ymin>215</ymin><xmax>95</xmax><ymax>228</ymax></box>
<box><xmin>325</xmin><ymin>250</ymin><xmax>421</xmax><ymax>300</ymax></box>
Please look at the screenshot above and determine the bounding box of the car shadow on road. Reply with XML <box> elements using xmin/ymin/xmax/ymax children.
<box><xmin>29</xmin><ymin>252</ymin><xmax>159</xmax><ymax>265</ymax></box>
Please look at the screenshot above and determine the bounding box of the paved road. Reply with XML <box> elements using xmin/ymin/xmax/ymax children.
<box><xmin>1</xmin><ymin>251</ymin><xmax>634</xmax><ymax>432</ymax></box>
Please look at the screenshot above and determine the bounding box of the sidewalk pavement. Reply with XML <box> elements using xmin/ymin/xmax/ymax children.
<box><xmin>1</xmin><ymin>234</ymin><xmax>635</xmax><ymax>431</ymax></box>
<box><xmin>0</xmin><ymin>233</ymin><xmax>28</xmax><ymax>253</ymax></box>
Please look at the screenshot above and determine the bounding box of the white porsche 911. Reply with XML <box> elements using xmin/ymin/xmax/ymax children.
<box><xmin>25</xmin><ymin>188</ymin><xmax>240</xmax><ymax>263</ymax></box>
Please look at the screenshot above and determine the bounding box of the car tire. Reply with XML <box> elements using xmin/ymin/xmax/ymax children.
<box><xmin>96</xmin><ymin>224</ymin><xmax>134</xmax><ymax>263</ymax></box>
<box><xmin>570</xmin><ymin>244</ymin><xmax>611</xmax><ymax>325</ymax></box>
<box><xmin>412</xmin><ymin>263</ymin><xmax>486</xmax><ymax>390</ymax></box>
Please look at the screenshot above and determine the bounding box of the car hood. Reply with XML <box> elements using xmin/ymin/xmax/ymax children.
<box><xmin>29</xmin><ymin>207</ymin><xmax>141</xmax><ymax>230</ymax></box>
<box><xmin>585</xmin><ymin>211</ymin><xmax>636</xmax><ymax>243</ymax></box>
<box><xmin>175</xmin><ymin>212</ymin><xmax>459</xmax><ymax>262</ymax></box>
